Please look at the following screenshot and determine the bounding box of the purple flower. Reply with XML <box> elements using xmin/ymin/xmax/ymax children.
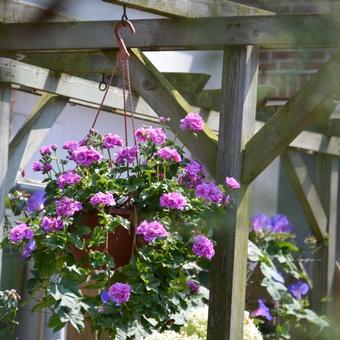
<box><xmin>251</xmin><ymin>213</ymin><xmax>272</xmax><ymax>233</ymax></box>
<box><xmin>192</xmin><ymin>235</ymin><xmax>215</xmax><ymax>260</ymax></box>
<box><xmin>251</xmin><ymin>299</ymin><xmax>273</xmax><ymax>321</ymax></box>
<box><xmin>225</xmin><ymin>177</ymin><xmax>240</xmax><ymax>190</ymax></box>
<box><xmin>178</xmin><ymin>160</ymin><xmax>205</xmax><ymax>188</ymax></box>
<box><xmin>160</xmin><ymin>192</ymin><xmax>187</xmax><ymax>210</ymax></box>
<box><xmin>56</xmin><ymin>197</ymin><xmax>82</xmax><ymax>217</ymax></box>
<box><xmin>159</xmin><ymin>116</ymin><xmax>170</xmax><ymax>124</ymax></box>
<box><xmin>57</xmin><ymin>171</ymin><xmax>81</xmax><ymax>189</ymax></box>
<box><xmin>73</xmin><ymin>146</ymin><xmax>102</xmax><ymax>167</ymax></box>
<box><xmin>22</xmin><ymin>239</ymin><xmax>36</xmax><ymax>259</ymax></box>
<box><xmin>115</xmin><ymin>146</ymin><xmax>138</xmax><ymax>165</ymax></box>
<box><xmin>32</xmin><ymin>161</ymin><xmax>43</xmax><ymax>172</ymax></box>
<box><xmin>9</xmin><ymin>223</ymin><xmax>34</xmax><ymax>243</ymax></box>
<box><xmin>195</xmin><ymin>182</ymin><xmax>224</xmax><ymax>204</ymax></box>
<box><xmin>288</xmin><ymin>281</ymin><xmax>309</xmax><ymax>300</ymax></box>
<box><xmin>136</xmin><ymin>220</ymin><xmax>168</xmax><ymax>242</ymax></box>
<box><xmin>187</xmin><ymin>280</ymin><xmax>200</xmax><ymax>294</ymax></box>
<box><xmin>179</xmin><ymin>113</ymin><xmax>204</xmax><ymax>132</ymax></box>
<box><xmin>90</xmin><ymin>192</ymin><xmax>116</xmax><ymax>207</ymax></box>
<box><xmin>39</xmin><ymin>145</ymin><xmax>54</xmax><ymax>155</ymax></box>
<box><xmin>100</xmin><ymin>291</ymin><xmax>110</xmax><ymax>304</ymax></box>
<box><xmin>135</xmin><ymin>127</ymin><xmax>166</xmax><ymax>145</ymax></box>
<box><xmin>26</xmin><ymin>190</ymin><xmax>45</xmax><ymax>212</ymax></box>
<box><xmin>103</xmin><ymin>133</ymin><xmax>123</xmax><ymax>149</ymax></box>
<box><xmin>41</xmin><ymin>216</ymin><xmax>64</xmax><ymax>232</ymax></box>
<box><xmin>63</xmin><ymin>140</ymin><xmax>79</xmax><ymax>151</ymax></box>
<box><xmin>156</xmin><ymin>147</ymin><xmax>181</xmax><ymax>163</ymax></box>
<box><xmin>270</xmin><ymin>214</ymin><xmax>293</xmax><ymax>233</ymax></box>
<box><xmin>42</xmin><ymin>163</ymin><xmax>53</xmax><ymax>173</ymax></box>
<box><xmin>108</xmin><ymin>283</ymin><xmax>131</xmax><ymax>305</ymax></box>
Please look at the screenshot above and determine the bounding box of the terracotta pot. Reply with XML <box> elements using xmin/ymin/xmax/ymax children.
<box><xmin>71</xmin><ymin>208</ymin><xmax>135</xmax><ymax>268</ymax></box>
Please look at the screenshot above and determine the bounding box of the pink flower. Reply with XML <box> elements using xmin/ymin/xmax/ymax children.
<box><xmin>73</xmin><ymin>146</ymin><xmax>102</xmax><ymax>167</ymax></box>
<box><xmin>103</xmin><ymin>134</ymin><xmax>123</xmax><ymax>149</ymax></box>
<box><xmin>57</xmin><ymin>171</ymin><xmax>81</xmax><ymax>189</ymax></box>
<box><xmin>136</xmin><ymin>220</ymin><xmax>168</xmax><ymax>242</ymax></box>
<box><xmin>32</xmin><ymin>161</ymin><xmax>43</xmax><ymax>172</ymax></box>
<box><xmin>159</xmin><ymin>116</ymin><xmax>170</xmax><ymax>124</ymax></box>
<box><xmin>9</xmin><ymin>223</ymin><xmax>34</xmax><ymax>243</ymax></box>
<box><xmin>41</xmin><ymin>216</ymin><xmax>64</xmax><ymax>232</ymax></box>
<box><xmin>156</xmin><ymin>147</ymin><xmax>181</xmax><ymax>163</ymax></box>
<box><xmin>135</xmin><ymin>126</ymin><xmax>166</xmax><ymax>145</ymax></box>
<box><xmin>179</xmin><ymin>113</ymin><xmax>204</xmax><ymax>132</ymax></box>
<box><xmin>195</xmin><ymin>182</ymin><xmax>223</xmax><ymax>204</ymax></box>
<box><xmin>108</xmin><ymin>283</ymin><xmax>131</xmax><ymax>305</ymax></box>
<box><xmin>192</xmin><ymin>235</ymin><xmax>215</xmax><ymax>260</ymax></box>
<box><xmin>39</xmin><ymin>145</ymin><xmax>55</xmax><ymax>155</ymax></box>
<box><xmin>225</xmin><ymin>177</ymin><xmax>240</xmax><ymax>190</ymax></box>
<box><xmin>63</xmin><ymin>140</ymin><xmax>78</xmax><ymax>151</ymax></box>
<box><xmin>56</xmin><ymin>197</ymin><xmax>82</xmax><ymax>217</ymax></box>
<box><xmin>160</xmin><ymin>192</ymin><xmax>186</xmax><ymax>210</ymax></box>
<box><xmin>90</xmin><ymin>192</ymin><xmax>116</xmax><ymax>207</ymax></box>
<box><xmin>115</xmin><ymin>146</ymin><xmax>138</xmax><ymax>165</ymax></box>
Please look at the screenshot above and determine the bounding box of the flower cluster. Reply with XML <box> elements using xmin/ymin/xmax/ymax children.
<box><xmin>135</xmin><ymin>126</ymin><xmax>166</xmax><ymax>145</ymax></box>
<box><xmin>251</xmin><ymin>213</ymin><xmax>293</xmax><ymax>233</ymax></box>
<box><xmin>156</xmin><ymin>147</ymin><xmax>181</xmax><ymax>163</ymax></box>
<box><xmin>160</xmin><ymin>192</ymin><xmax>187</xmax><ymax>210</ymax></box>
<box><xmin>5</xmin><ymin>112</ymin><xmax>242</xmax><ymax>336</ymax></box>
<box><xmin>90</xmin><ymin>192</ymin><xmax>116</xmax><ymax>207</ymax></box>
<box><xmin>136</xmin><ymin>220</ymin><xmax>168</xmax><ymax>242</ymax></box>
<box><xmin>56</xmin><ymin>197</ymin><xmax>82</xmax><ymax>217</ymax></box>
<box><xmin>192</xmin><ymin>235</ymin><xmax>215</xmax><ymax>260</ymax></box>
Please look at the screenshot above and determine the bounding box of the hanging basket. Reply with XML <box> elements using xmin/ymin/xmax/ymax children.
<box><xmin>71</xmin><ymin>208</ymin><xmax>135</xmax><ymax>269</ymax></box>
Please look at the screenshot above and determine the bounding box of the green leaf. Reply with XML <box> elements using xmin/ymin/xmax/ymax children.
<box><xmin>248</xmin><ymin>240</ymin><xmax>263</xmax><ymax>262</ymax></box>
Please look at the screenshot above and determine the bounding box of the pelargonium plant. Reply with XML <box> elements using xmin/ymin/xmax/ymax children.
<box><xmin>1</xmin><ymin>113</ymin><xmax>239</xmax><ymax>338</ymax></box>
<box><xmin>247</xmin><ymin>213</ymin><xmax>329</xmax><ymax>338</ymax></box>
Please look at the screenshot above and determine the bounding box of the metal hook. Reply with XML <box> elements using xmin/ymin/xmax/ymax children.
<box><xmin>114</xmin><ymin>19</ymin><xmax>135</xmax><ymax>60</ymax></box>
<box><xmin>99</xmin><ymin>73</ymin><xmax>108</xmax><ymax>91</ymax></box>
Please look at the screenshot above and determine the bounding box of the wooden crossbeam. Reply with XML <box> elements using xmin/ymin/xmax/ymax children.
<box><xmin>103</xmin><ymin>0</ymin><xmax>272</xmax><ymax>17</ymax></box>
<box><xmin>4</xmin><ymin>94</ymin><xmax>67</xmax><ymax>195</ymax></box>
<box><xmin>0</xmin><ymin>58</ymin><xmax>155</xmax><ymax>119</ymax></box>
<box><xmin>242</xmin><ymin>51</ymin><xmax>340</xmax><ymax>184</ymax></box>
<box><xmin>282</xmin><ymin>150</ymin><xmax>327</xmax><ymax>241</ymax></box>
<box><xmin>0</xmin><ymin>0</ymin><xmax>76</xmax><ymax>23</ymax></box>
<box><xmin>7</xmin><ymin>52</ymin><xmax>211</xmax><ymax>94</ymax></box>
<box><xmin>123</xmin><ymin>49</ymin><xmax>218</xmax><ymax>175</ymax></box>
<box><xmin>3</xmin><ymin>15</ymin><xmax>340</xmax><ymax>51</ymax></box>
<box><xmin>208</xmin><ymin>46</ymin><xmax>258</xmax><ymax>339</ymax></box>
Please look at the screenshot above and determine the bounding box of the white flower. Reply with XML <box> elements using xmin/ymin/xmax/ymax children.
<box><xmin>144</xmin><ymin>307</ymin><xmax>263</xmax><ymax>340</ymax></box>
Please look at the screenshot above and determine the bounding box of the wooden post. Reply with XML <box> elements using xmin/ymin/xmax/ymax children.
<box><xmin>312</xmin><ymin>156</ymin><xmax>339</xmax><ymax>319</ymax></box>
<box><xmin>0</xmin><ymin>83</ymin><xmax>11</xmax><ymax>281</ymax></box>
<box><xmin>207</xmin><ymin>46</ymin><xmax>258</xmax><ymax>340</ymax></box>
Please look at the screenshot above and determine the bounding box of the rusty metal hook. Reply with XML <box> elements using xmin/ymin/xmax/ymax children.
<box><xmin>114</xmin><ymin>19</ymin><xmax>135</xmax><ymax>60</ymax></box>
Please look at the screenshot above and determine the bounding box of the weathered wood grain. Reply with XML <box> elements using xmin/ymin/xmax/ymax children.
<box><xmin>0</xmin><ymin>83</ymin><xmax>11</xmax><ymax>281</ymax></box>
<box><xmin>282</xmin><ymin>150</ymin><xmax>327</xmax><ymax>241</ymax></box>
<box><xmin>125</xmin><ymin>48</ymin><xmax>218</xmax><ymax>175</ymax></box>
<box><xmin>2</xmin><ymin>15</ymin><xmax>340</xmax><ymax>51</ymax></box>
<box><xmin>242</xmin><ymin>51</ymin><xmax>340</xmax><ymax>184</ymax></box>
<box><xmin>103</xmin><ymin>0</ymin><xmax>272</xmax><ymax>17</ymax></box>
<box><xmin>207</xmin><ymin>46</ymin><xmax>258</xmax><ymax>340</ymax></box>
<box><xmin>4</xmin><ymin>94</ymin><xmax>67</xmax><ymax>194</ymax></box>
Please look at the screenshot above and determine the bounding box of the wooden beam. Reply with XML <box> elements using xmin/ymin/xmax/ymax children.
<box><xmin>0</xmin><ymin>58</ymin><xmax>156</xmax><ymax>119</ymax></box>
<box><xmin>103</xmin><ymin>0</ymin><xmax>273</xmax><ymax>17</ymax></box>
<box><xmin>242</xmin><ymin>51</ymin><xmax>340</xmax><ymax>184</ymax></box>
<box><xmin>3</xmin><ymin>15</ymin><xmax>340</xmax><ymax>51</ymax></box>
<box><xmin>0</xmin><ymin>0</ymin><xmax>76</xmax><ymax>23</ymax></box>
<box><xmin>208</xmin><ymin>46</ymin><xmax>258</xmax><ymax>339</ymax></box>
<box><xmin>190</xmin><ymin>85</ymin><xmax>275</xmax><ymax>110</ymax></box>
<box><xmin>4</xmin><ymin>94</ymin><xmax>67</xmax><ymax>195</ymax></box>
<box><xmin>124</xmin><ymin>48</ymin><xmax>218</xmax><ymax>175</ymax></box>
<box><xmin>0</xmin><ymin>83</ymin><xmax>11</xmax><ymax>282</ymax></box>
<box><xmin>282</xmin><ymin>150</ymin><xmax>327</xmax><ymax>241</ymax></box>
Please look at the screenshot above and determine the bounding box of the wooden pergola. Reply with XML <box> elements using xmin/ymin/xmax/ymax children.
<box><xmin>0</xmin><ymin>1</ymin><xmax>340</xmax><ymax>339</ymax></box>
